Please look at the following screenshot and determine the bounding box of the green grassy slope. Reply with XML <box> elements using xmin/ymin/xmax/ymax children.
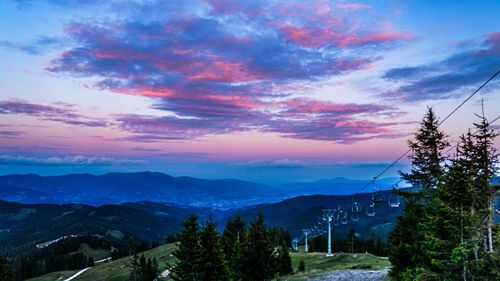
<box><xmin>25</xmin><ymin>270</ymin><xmax>78</xmax><ymax>281</ymax></box>
<box><xmin>72</xmin><ymin>243</ymin><xmax>176</xmax><ymax>281</ymax></box>
<box><xmin>74</xmin><ymin>243</ymin><xmax>111</xmax><ymax>261</ymax></box>
<box><xmin>28</xmin><ymin>243</ymin><xmax>390</xmax><ymax>281</ymax></box>
<box><xmin>287</xmin><ymin>251</ymin><xmax>391</xmax><ymax>281</ymax></box>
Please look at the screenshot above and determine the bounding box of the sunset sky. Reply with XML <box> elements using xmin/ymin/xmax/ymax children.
<box><xmin>1</xmin><ymin>0</ymin><xmax>499</xmax><ymax>183</ymax></box>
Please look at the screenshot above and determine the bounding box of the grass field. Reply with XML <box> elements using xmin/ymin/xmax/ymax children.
<box><xmin>71</xmin><ymin>243</ymin><xmax>176</xmax><ymax>281</ymax></box>
<box><xmin>28</xmin><ymin>243</ymin><xmax>391</xmax><ymax>281</ymax></box>
<box><xmin>74</xmin><ymin>243</ymin><xmax>111</xmax><ymax>261</ymax></box>
<box><xmin>26</xmin><ymin>270</ymin><xmax>78</xmax><ymax>281</ymax></box>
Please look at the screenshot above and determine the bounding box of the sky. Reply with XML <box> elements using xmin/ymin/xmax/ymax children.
<box><xmin>0</xmin><ymin>0</ymin><xmax>499</xmax><ymax>184</ymax></box>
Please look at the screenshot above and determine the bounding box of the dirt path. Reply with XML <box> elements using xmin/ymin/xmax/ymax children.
<box><xmin>62</xmin><ymin>267</ymin><xmax>91</xmax><ymax>281</ymax></box>
<box><xmin>308</xmin><ymin>268</ymin><xmax>390</xmax><ymax>281</ymax></box>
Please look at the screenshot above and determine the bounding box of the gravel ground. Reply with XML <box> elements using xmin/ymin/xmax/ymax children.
<box><xmin>308</xmin><ymin>268</ymin><xmax>390</xmax><ymax>281</ymax></box>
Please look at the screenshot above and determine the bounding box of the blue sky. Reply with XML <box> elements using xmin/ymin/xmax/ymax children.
<box><xmin>0</xmin><ymin>0</ymin><xmax>499</xmax><ymax>183</ymax></box>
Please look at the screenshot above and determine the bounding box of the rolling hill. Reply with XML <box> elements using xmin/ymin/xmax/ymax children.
<box><xmin>0</xmin><ymin>190</ymin><xmax>406</xmax><ymax>256</ymax></box>
<box><xmin>224</xmin><ymin>190</ymin><xmax>402</xmax><ymax>239</ymax></box>
<box><xmin>0</xmin><ymin>200</ymin><xmax>207</xmax><ymax>253</ymax></box>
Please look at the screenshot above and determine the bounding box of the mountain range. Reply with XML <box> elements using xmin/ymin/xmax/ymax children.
<box><xmin>0</xmin><ymin>190</ymin><xmax>402</xmax><ymax>254</ymax></box>
<box><xmin>0</xmin><ymin>172</ymin><xmax>399</xmax><ymax>208</ymax></box>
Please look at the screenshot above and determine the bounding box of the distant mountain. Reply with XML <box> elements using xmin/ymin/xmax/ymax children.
<box><xmin>224</xmin><ymin>190</ymin><xmax>403</xmax><ymax>240</ymax></box>
<box><xmin>0</xmin><ymin>172</ymin><xmax>280</xmax><ymax>208</ymax></box>
<box><xmin>279</xmin><ymin>177</ymin><xmax>401</xmax><ymax>196</ymax></box>
<box><xmin>0</xmin><ymin>191</ymin><xmax>403</xmax><ymax>253</ymax></box>
<box><xmin>0</xmin><ymin>172</ymin><xmax>404</xmax><ymax>208</ymax></box>
<box><xmin>0</xmin><ymin>200</ymin><xmax>205</xmax><ymax>253</ymax></box>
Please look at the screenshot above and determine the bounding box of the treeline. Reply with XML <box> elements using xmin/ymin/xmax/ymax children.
<box><xmin>171</xmin><ymin>213</ymin><xmax>292</xmax><ymax>281</ymax></box>
<box><xmin>0</xmin><ymin>255</ymin><xmax>13</xmax><ymax>281</ymax></box>
<box><xmin>389</xmin><ymin>108</ymin><xmax>500</xmax><ymax>280</ymax></box>
<box><xmin>10</xmin><ymin>235</ymin><xmax>103</xmax><ymax>280</ymax></box>
<box><xmin>112</xmin><ymin>238</ymin><xmax>161</xmax><ymax>260</ymax></box>
<box><xmin>129</xmin><ymin>254</ymin><xmax>158</xmax><ymax>281</ymax></box>
<box><xmin>6</xmin><ymin>235</ymin><xmax>158</xmax><ymax>280</ymax></box>
<box><xmin>307</xmin><ymin>229</ymin><xmax>388</xmax><ymax>256</ymax></box>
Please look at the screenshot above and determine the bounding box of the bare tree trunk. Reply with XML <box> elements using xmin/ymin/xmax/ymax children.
<box><xmin>487</xmin><ymin>196</ymin><xmax>494</xmax><ymax>253</ymax></box>
<box><xmin>461</xmin><ymin>205</ymin><xmax>467</xmax><ymax>281</ymax></box>
<box><xmin>472</xmin><ymin>207</ymin><xmax>479</xmax><ymax>260</ymax></box>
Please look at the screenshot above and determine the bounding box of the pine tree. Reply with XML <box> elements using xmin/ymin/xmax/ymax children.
<box><xmin>222</xmin><ymin>216</ymin><xmax>246</xmax><ymax>281</ymax></box>
<box><xmin>391</xmin><ymin>108</ymin><xmax>499</xmax><ymax>281</ymax></box>
<box><xmin>401</xmin><ymin>107</ymin><xmax>448</xmax><ymax>193</ymax></box>
<box><xmin>242</xmin><ymin>213</ymin><xmax>275</xmax><ymax>281</ymax></box>
<box><xmin>198</xmin><ymin>219</ymin><xmax>228</xmax><ymax>281</ymax></box>
<box><xmin>129</xmin><ymin>254</ymin><xmax>140</xmax><ymax>281</ymax></box>
<box><xmin>268</xmin><ymin>227</ymin><xmax>292</xmax><ymax>276</ymax></box>
<box><xmin>297</xmin><ymin>259</ymin><xmax>305</xmax><ymax>272</ymax></box>
<box><xmin>472</xmin><ymin>112</ymin><xmax>498</xmax><ymax>253</ymax></box>
<box><xmin>0</xmin><ymin>255</ymin><xmax>13</xmax><ymax>281</ymax></box>
<box><xmin>141</xmin><ymin>256</ymin><xmax>158</xmax><ymax>281</ymax></box>
<box><xmin>433</xmin><ymin>131</ymin><xmax>479</xmax><ymax>280</ymax></box>
<box><xmin>139</xmin><ymin>255</ymin><xmax>147</xmax><ymax>281</ymax></box>
<box><xmin>276</xmin><ymin>240</ymin><xmax>293</xmax><ymax>275</ymax></box>
<box><xmin>171</xmin><ymin>214</ymin><xmax>201</xmax><ymax>281</ymax></box>
<box><xmin>389</xmin><ymin>107</ymin><xmax>449</xmax><ymax>280</ymax></box>
<box><xmin>467</xmin><ymin>112</ymin><xmax>499</xmax><ymax>280</ymax></box>
<box><xmin>348</xmin><ymin>228</ymin><xmax>356</xmax><ymax>253</ymax></box>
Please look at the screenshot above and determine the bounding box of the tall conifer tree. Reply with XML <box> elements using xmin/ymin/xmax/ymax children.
<box><xmin>0</xmin><ymin>256</ymin><xmax>13</xmax><ymax>281</ymax></box>
<box><xmin>198</xmin><ymin>219</ymin><xmax>228</xmax><ymax>281</ymax></box>
<box><xmin>243</xmin><ymin>213</ymin><xmax>275</xmax><ymax>281</ymax></box>
<box><xmin>171</xmin><ymin>214</ymin><xmax>201</xmax><ymax>281</ymax></box>
<box><xmin>222</xmin><ymin>216</ymin><xmax>246</xmax><ymax>281</ymax></box>
<box><xmin>389</xmin><ymin>107</ymin><xmax>449</xmax><ymax>280</ymax></box>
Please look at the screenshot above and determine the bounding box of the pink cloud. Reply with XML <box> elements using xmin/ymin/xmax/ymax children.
<box><xmin>44</xmin><ymin>0</ymin><xmax>412</xmax><ymax>143</ymax></box>
<box><xmin>335</xmin><ymin>3</ymin><xmax>371</xmax><ymax>11</ymax></box>
<box><xmin>0</xmin><ymin>99</ymin><xmax>109</xmax><ymax>128</ymax></box>
<box><xmin>278</xmin><ymin>23</ymin><xmax>413</xmax><ymax>48</ymax></box>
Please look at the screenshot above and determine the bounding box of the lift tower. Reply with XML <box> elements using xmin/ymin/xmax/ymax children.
<box><xmin>323</xmin><ymin>209</ymin><xmax>336</xmax><ymax>257</ymax></box>
<box><xmin>302</xmin><ymin>229</ymin><xmax>310</xmax><ymax>252</ymax></box>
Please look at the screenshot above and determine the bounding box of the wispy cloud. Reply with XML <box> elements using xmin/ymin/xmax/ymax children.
<box><xmin>0</xmin><ymin>154</ymin><xmax>145</xmax><ymax>166</ymax></box>
<box><xmin>40</xmin><ymin>0</ymin><xmax>411</xmax><ymax>143</ymax></box>
<box><xmin>0</xmin><ymin>130</ymin><xmax>25</xmax><ymax>139</ymax></box>
<box><xmin>0</xmin><ymin>36</ymin><xmax>67</xmax><ymax>55</ymax></box>
<box><xmin>238</xmin><ymin>158</ymin><xmax>305</xmax><ymax>168</ymax></box>
<box><xmin>383</xmin><ymin>32</ymin><xmax>500</xmax><ymax>101</ymax></box>
<box><xmin>0</xmin><ymin>99</ymin><xmax>110</xmax><ymax>127</ymax></box>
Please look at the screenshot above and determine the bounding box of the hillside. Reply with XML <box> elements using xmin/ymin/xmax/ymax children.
<box><xmin>289</xmin><ymin>251</ymin><xmax>390</xmax><ymax>281</ymax></box>
<box><xmin>1</xmin><ymin>190</ymin><xmax>407</xmax><ymax>254</ymax></box>
<box><xmin>26</xmin><ymin>243</ymin><xmax>177</xmax><ymax>281</ymax></box>
<box><xmin>27</xmin><ymin>243</ymin><xmax>391</xmax><ymax>281</ymax></box>
<box><xmin>225</xmin><ymin>190</ymin><xmax>402</xmax><ymax>239</ymax></box>
<box><xmin>0</xmin><ymin>201</ymin><xmax>201</xmax><ymax>253</ymax></box>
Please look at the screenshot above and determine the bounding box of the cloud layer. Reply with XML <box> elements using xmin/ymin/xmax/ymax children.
<box><xmin>383</xmin><ymin>32</ymin><xmax>500</xmax><ymax>101</ymax></box>
<box><xmin>0</xmin><ymin>99</ymin><xmax>109</xmax><ymax>127</ymax></box>
<box><xmin>0</xmin><ymin>154</ymin><xmax>145</xmax><ymax>166</ymax></box>
<box><xmin>42</xmin><ymin>0</ymin><xmax>411</xmax><ymax>142</ymax></box>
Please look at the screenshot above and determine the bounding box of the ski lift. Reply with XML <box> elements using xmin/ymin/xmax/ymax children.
<box><xmin>340</xmin><ymin>210</ymin><xmax>348</xmax><ymax>225</ymax></box>
<box><xmin>351</xmin><ymin>202</ymin><xmax>360</xmax><ymax>222</ymax></box>
<box><xmin>333</xmin><ymin>209</ymin><xmax>340</xmax><ymax>226</ymax></box>
<box><xmin>366</xmin><ymin>202</ymin><xmax>376</xmax><ymax>216</ymax></box>
<box><xmin>388</xmin><ymin>185</ymin><xmax>401</xmax><ymax>208</ymax></box>
<box><xmin>372</xmin><ymin>180</ymin><xmax>384</xmax><ymax>203</ymax></box>
<box><xmin>351</xmin><ymin>212</ymin><xmax>360</xmax><ymax>222</ymax></box>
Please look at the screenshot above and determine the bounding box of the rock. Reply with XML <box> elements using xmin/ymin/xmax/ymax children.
<box><xmin>308</xmin><ymin>268</ymin><xmax>390</xmax><ymax>281</ymax></box>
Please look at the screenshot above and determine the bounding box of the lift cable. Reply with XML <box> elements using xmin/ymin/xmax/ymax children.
<box><xmin>351</xmin><ymin>70</ymin><xmax>500</xmax><ymax>197</ymax></box>
<box><xmin>443</xmin><ymin>114</ymin><xmax>500</xmax><ymax>155</ymax></box>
